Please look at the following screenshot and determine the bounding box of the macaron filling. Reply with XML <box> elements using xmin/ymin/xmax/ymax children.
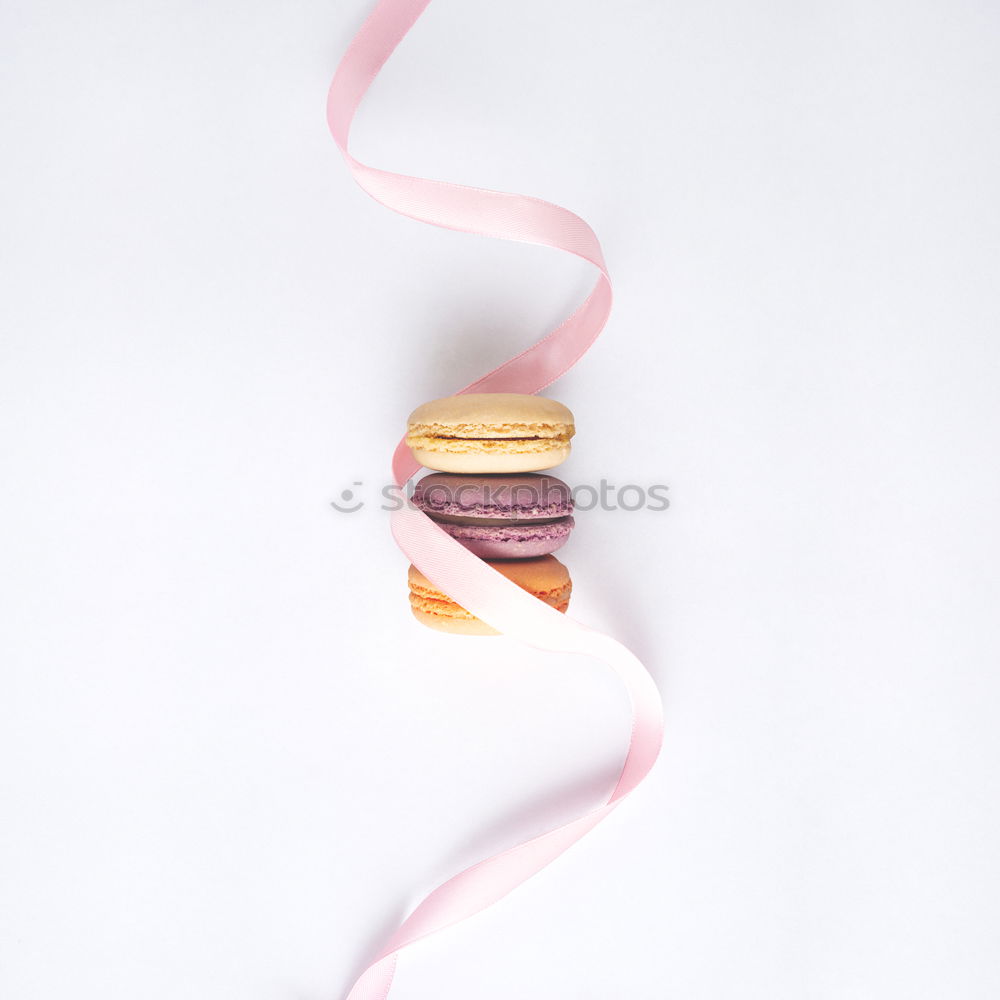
<box><xmin>406</xmin><ymin>422</ymin><xmax>573</xmax><ymax>441</ymax></box>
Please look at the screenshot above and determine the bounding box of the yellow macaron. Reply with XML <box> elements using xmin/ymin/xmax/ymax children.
<box><xmin>407</xmin><ymin>555</ymin><xmax>572</xmax><ymax>635</ymax></box>
<box><xmin>406</xmin><ymin>393</ymin><xmax>575</xmax><ymax>473</ymax></box>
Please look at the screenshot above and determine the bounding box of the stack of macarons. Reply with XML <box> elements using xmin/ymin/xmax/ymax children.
<box><xmin>405</xmin><ymin>393</ymin><xmax>576</xmax><ymax>635</ymax></box>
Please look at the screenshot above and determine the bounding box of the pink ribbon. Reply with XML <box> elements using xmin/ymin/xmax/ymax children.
<box><xmin>327</xmin><ymin>3</ymin><xmax>664</xmax><ymax>996</ymax></box>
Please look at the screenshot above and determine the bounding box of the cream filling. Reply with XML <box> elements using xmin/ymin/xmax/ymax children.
<box><xmin>408</xmin><ymin>421</ymin><xmax>575</xmax><ymax>440</ymax></box>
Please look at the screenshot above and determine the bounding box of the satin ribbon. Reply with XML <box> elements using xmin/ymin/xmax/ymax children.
<box><xmin>327</xmin><ymin>3</ymin><xmax>664</xmax><ymax>997</ymax></box>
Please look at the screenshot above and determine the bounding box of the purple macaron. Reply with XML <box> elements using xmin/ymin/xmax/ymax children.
<box><xmin>411</xmin><ymin>473</ymin><xmax>575</xmax><ymax>559</ymax></box>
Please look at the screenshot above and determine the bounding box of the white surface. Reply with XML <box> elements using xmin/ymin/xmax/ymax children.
<box><xmin>2</xmin><ymin>0</ymin><xmax>999</xmax><ymax>997</ymax></box>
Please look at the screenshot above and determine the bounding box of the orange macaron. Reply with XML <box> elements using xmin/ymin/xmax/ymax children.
<box><xmin>407</xmin><ymin>555</ymin><xmax>572</xmax><ymax>635</ymax></box>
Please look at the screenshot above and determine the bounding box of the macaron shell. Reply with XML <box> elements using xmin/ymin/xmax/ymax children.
<box><xmin>430</xmin><ymin>513</ymin><xmax>552</xmax><ymax>527</ymax></box>
<box><xmin>412</xmin><ymin>472</ymin><xmax>573</xmax><ymax>523</ymax></box>
<box><xmin>410</xmin><ymin>605</ymin><xmax>500</xmax><ymax>636</ymax></box>
<box><xmin>407</xmin><ymin>393</ymin><xmax>574</xmax><ymax>436</ymax></box>
<box><xmin>409</xmin><ymin>441</ymin><xmax>571</xmax><ymax>474</ymax></box>
<box><xmin>435</xmin><ymin>518</ymin><xmax>573</xmax><ymax>559</ymax></box>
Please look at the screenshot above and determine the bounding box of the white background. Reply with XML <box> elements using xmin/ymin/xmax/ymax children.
<box><xmin>2</xmin><ymin>0</ymin><xmax>999</xmax><ymax>997</ymax></box>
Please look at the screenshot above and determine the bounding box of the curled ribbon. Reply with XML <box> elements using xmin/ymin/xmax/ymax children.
<box><xmin>327</xmin><ymin>2</ymin><xmax>664</xmax><ymax>997</ymax></box>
